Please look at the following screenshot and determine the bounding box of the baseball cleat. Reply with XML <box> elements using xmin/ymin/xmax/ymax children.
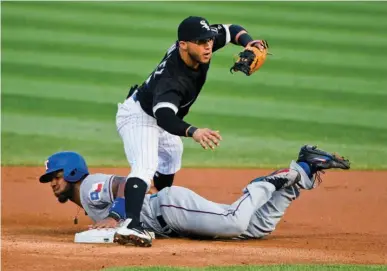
<box><xmin>251</xmin><ymin>169</ymin><xmax>301</xmax><ymax>190</ymax></box>
<box><xmin>297</xmin><ymin>145</ymin><xmax>350</xmax><ymax>172</ymax></box>
<box><xmin>114</xmin><ymin>219</ymin><xmax>153</xmax><ymax>247</ymax></box>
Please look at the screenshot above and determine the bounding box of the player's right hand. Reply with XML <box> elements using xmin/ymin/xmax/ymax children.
<box><xmin>89</xmin><ymin>217</ymin><xmax>118</xmax><ymax>229</ymax></box>
<box><xmin>192</xmin><ymin>128</ymin><xmax>222</xmax><ymax>150</ymax></box>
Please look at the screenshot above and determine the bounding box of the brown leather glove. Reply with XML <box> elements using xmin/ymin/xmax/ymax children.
<box><xmin>230</xmin><ymin>40</ymin><xmax>269</xmax><ymax>76</ymax></box>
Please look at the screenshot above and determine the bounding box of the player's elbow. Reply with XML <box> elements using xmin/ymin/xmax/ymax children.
<box><xmin>154</xmin><ymin>107</ymin><xmax>188</xmax><ymax>137</ymax></box>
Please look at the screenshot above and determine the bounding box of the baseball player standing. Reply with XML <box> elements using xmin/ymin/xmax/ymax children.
<box><xmin>113</xmin><ymin>16</ymin><xmax>269</xmax><ymax>247</ymax></box>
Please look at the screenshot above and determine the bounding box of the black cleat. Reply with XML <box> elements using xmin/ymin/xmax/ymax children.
<box><xmin>297</xmin><ymin>145</ymin><xmax>350</xmax><ymax>172</ymax></box>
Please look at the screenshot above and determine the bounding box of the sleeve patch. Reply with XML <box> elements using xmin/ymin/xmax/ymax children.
<box><xmin>222</xmin><ymin>24</ymin><xmax>231</xmax><ymax>44</ymax></box>
<box><xmin>89</xmin><ymin>182</ymin><xmax>104</xmax><ymax>201</ymax></box>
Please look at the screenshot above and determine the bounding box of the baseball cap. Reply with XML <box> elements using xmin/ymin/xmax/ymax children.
<box><xmin>178</xmin><ymin>16</ymin><xmax>218</xmax><ymax>42</ymax></box>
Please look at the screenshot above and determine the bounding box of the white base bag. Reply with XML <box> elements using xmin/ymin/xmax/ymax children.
<box><xmin>74</xmin><ymin>228</ymin><xmax>156</xmax><ymax>244</ymax></box>
<box><xmin>74</xmin><ymin>228</ymin><xmax>117</xmax><ymax>244</ymax></box>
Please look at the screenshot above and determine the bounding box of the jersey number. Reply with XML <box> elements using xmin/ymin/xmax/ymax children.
<box><xmin>145</xmin><ymin>43</ymin><xmax>176</xmax><ymax>85</ymax></box>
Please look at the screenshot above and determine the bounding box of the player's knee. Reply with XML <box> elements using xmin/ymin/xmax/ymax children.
<box><xmin>153</xmin><ymin>172</ymin><xmax>174</xmax><ymax>191</ymax></box>
<box><xmin>129</xmin><ymin>166</ymin><xmax>157</xmax><ymax>189</ymax></box>
<box><xmin>128</xmin><ymin>175</ymin><xmax>152</xmax><ymax>190</ymax></box>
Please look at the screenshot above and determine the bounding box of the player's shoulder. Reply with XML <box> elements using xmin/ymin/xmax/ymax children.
<box><xmin>157</xmin><ymin>43</ymin><xmax>198</xmax><ymax>91</ymax></box>
<box><xmin>209</xmin><ymin>24</ymin><xmax>231</xmax><ymax>52</ymax></box>
<box><xmin>210</xmin><ymin>24</ymin><xmax>228</xmax><ymax>31</ymax></box>
<box><xmin>81</xmin><ymin>173</ymin><xmax>114</xmax><ymax>193</ymax></box>
<box><xmin>164</xmin><ymin>45</ymin><xmax>180</xmax><ymax>69</ymax></box>
<box><xmin>84</xmin><ymin>173</ymin><xmax>114</xmax><ymax>183</ymax></box>
<box><xmin>161</xmin><ymin>49</ymin><xmax>188</xmax><ymax>81</ymax></box>
<box><xmin>81</xmin><ymin>173</ymin><xmax>115</xmax><ymax>204</ymax></box>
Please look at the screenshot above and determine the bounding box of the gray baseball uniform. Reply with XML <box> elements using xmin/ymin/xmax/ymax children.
<box><xmin>80</xmin><ymin>173</ymin><xmax>115</xmax><ymax>223</ymax></box>
<box><xmin>79</xmin><ymin>173</ymin><xmax>162</xmax><ymax>231</ymax></box>
<box><xmin>79</xmin><ymin>162</ymin><xmax>311</xmax><ymax>239</ymax></box>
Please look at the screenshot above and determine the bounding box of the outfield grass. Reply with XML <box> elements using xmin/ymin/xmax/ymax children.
<box><xmin>2</xmin><ymin>2</ymin><xmax>387</xmax><ymax>169</ymax></box>
<box><xmin>101</xmin><ymin>265</ymin><xmax>387</xmax><ymax>271</ymax></box>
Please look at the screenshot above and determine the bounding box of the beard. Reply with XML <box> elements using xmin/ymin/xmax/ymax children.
<box><xmin>56</xmin><ymin>184</ymin><xmax>74</xmax><ymax>203</ymax></box>
<box><xmin>188</xmin><ymin>51</ymin><xmax>208</xmax><ymax>65</ymax></box>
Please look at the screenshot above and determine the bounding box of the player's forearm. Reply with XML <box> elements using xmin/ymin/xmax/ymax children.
<box><xmin>229</xmin><ymin>24</ymin><xmax>253</xmax><ymax>47</ymax></box>
<box><xmin>116</xmin><ymin>182</ymin><xmax>125</xmax><ymax>198</ymax></box>
<box><xmin>111</xmin><ymin>176</ymin><xmax>126</xmax><ymax>199</ymax></box>
<box><xmin>155</xmin><ymin>108</ymin><xmax>196</xmax><ymax>137</ymax></box>
<box><xmin>108</xmin><ymin>176</ymin><xmax>127</xmax><ymax>221</ymax></box>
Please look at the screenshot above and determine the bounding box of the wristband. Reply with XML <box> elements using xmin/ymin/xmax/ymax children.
<box><xmin>107</xmin><ymin>212</ymin><xmax>121</xmax><ymax>222</ymax></box>
<box><xmin>108</xmin><ymin>197</ymin><xmax>125</xmax><ymax>221</ymax></box>
<box><xmin>237</xmin><ymin>33</ymin><xmax>253</xmax><ymax>47</ymax></box>
<box><xmin>185</xmin><ymin>126</ymin><xmax>198</xmax><ymax>137</ymax></box>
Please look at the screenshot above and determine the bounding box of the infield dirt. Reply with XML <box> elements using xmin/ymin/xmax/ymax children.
<box><xmin>2</xmin><ymin>167</ymin><xmax>386</xmax><ymax>271</ymax></box>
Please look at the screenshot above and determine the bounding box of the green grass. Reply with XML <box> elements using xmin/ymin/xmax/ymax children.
<box><xmin>101</xmin><ymin>265</ymin><xmax>387</xmax><ymax>271</ymax></box>
<box><xmin>2</xmin><ymin>2</ymin><xmax>387</xmax><ymax>169</ymax></box>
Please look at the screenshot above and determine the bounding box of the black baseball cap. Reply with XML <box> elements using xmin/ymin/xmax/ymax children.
<box><xmin>178</xmin><ymin>16</ymin><xmax>218</xmax><ymax>42</ymax></box>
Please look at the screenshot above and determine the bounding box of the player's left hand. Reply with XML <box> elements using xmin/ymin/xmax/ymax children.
<box><xmin>89</xmin><ymin>217</ymin><xmax>118</xmax><ymax>229</ymax></box>
<box><xmin>248</xmin><ymin>40</ymin><xmax>269</xmax><ymax>51</ymax></box>
<box><xmin>230</xmin><ymin>40</ymin><xmax>269</xmax><ymax>76</ymax></box>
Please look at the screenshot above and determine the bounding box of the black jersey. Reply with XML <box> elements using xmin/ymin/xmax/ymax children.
<box><xmin>135</xmin><ymin>24</ymin><xmax>231</xmax><ymax>119</ymax></box>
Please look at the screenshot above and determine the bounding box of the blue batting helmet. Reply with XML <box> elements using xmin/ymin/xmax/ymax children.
<box><xmin>39</xmin><ymin>151</ymin><xmax>89</xmax><ymax>183</ymax></box>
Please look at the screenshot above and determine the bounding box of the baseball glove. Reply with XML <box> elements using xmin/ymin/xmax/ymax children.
<box><xmin>230</xmin><ymin>40</ymin><xmax>269</xmax><ymax>76</ymax></box>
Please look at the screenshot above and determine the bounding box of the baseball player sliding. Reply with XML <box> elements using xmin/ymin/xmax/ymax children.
<box><xmin>39</xmin><ymin>145</ymin><xmax>350</xmax><ymax>245</ymax></box>
<box><xmin>115</xmin><ymin>15</ymin><xmax>269</xmax><ymax>247</ymax></box>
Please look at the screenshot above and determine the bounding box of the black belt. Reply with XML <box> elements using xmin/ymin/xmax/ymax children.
<box><xmin>156</xmin><ymin>215</ymin><xmax>180</xmax><ymax>238</ymax></box>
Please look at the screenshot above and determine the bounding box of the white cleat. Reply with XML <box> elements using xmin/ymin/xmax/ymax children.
<box><xmin>114</xmin><ymin>219</ymin><xmax>153</xmax><ymax>247</ymax></box>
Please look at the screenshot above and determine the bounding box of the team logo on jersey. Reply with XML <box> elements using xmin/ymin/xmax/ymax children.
<box><xmin>200</xmin><ymin>20</ymin><xmax>210</xmax><ymax>31</ymax></box>
<box><xmin>89</xmin><ymin>182</ymin><xmax>104</xmax><ymax>201</ymax></box>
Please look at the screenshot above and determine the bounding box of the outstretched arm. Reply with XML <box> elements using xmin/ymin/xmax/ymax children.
<box><xmin>212</xmin><ymin>24</ymin><xmax>268</xmax><ymax>52</ymax></box>
<box><xmin>229</xmin><ymin>24</ymin><xmax>254</xmax><ymax>47</ymax></box>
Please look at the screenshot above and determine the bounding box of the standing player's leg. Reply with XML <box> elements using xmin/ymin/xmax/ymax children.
<box><xmin>154</xmin><ymin>169</ymin><xmax>301</xmax><ymax>239</ymax></box>
<box><xmin>114</xmin><ymin>95</ymin><xmax>160</xmax><ymax>247</ymax></box>
<box><xmin>153</xmin><ymin>131</ymin><xmax>184</xmax><ymax>191</ymax></box>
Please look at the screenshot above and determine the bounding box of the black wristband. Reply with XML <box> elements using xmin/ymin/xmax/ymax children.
<box><xmin>186</xmin><ymin>126</ymin><xmax>198</xmax><ymax>137</ymax></box>
<box><xmin>237</xmin><ymin>33</ymin><xmax>253</xmax><ymax>47</ymax></box>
